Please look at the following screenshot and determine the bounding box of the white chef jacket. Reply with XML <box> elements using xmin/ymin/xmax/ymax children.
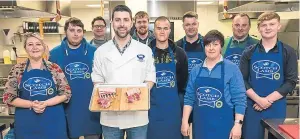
<box><xmin>91</xmin><ymin>39</ymin><xmax>156</xmax><ymax>129</ymax></box>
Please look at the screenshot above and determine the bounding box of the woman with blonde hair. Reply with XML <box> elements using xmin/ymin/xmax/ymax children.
<box><xmin>3</xmin><ymin>33</ymin><xmax>71</xmax><ymax>139</ymax></box>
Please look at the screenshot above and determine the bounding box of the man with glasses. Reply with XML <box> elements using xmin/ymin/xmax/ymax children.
<box><xmin>90</xmin><ymin>16</ymin><xmax>108</xmax><ymax>47</ymax></box>
<box><xmin>132</xmin><ymin>11</ymin><xmax>155</xmax><ymax>45</ymax></box>
<box><xmin>49</xmin><ymin>17</ymin><xmax>102</xmax><ymax>139</ymax></box>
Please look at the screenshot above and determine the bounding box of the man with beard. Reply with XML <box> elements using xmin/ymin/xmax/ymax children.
<box><xmin>90</xmin><ymin>16</ymin><xmax>108</xmax><ymax>47</ymax></box>
<box><xmin>91</xmin><ymin>5</ymin><xmax>155</xmax><ymax>139</ymax></box>
<box><xmin>49</xmin><ymin>17</ymin><xmax>102</xmax><ymax>139</ymax></box>
<box><xmin>132</xmin><ymin>11</ymin><xmax>155</xmax><ymax>45</ymax></box>
<box><xmin>147</xmin><ymin>16</ymin><xmax>188</xmax><ymax>139</ymax></box>
<box><xmin>222</xmin><ymin>13</ymin><xmax>258</xmax><ymax>66</ymax></box>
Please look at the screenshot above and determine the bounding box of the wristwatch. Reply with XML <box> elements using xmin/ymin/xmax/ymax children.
<box><xmin>234</xmin><ymin>120</ymin><xmax>243</xmax><ymax>125</ymax></box>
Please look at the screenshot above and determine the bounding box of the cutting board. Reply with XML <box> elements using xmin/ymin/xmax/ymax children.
<box><xmin>89</xmin><ymin>84</ymin><xmax>149</xmax><ymax>112</ymax></box>
<box><xmin>278</xmin><ymin>124</ymin><xmax>299</xmax><ymax>139</ymax></box>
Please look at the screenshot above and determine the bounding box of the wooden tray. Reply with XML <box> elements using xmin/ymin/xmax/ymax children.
<box><xmin>89</xmin><ymin>84</ymin><xmax>149</xmax><ymax>112</ymax></box>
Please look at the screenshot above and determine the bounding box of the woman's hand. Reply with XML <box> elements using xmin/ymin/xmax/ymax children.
<box><xmin>229</xmin><ymin>124</ymin><xmax>242</xmax><ymax>139</ymax></box>
<box><xmin>181</xmin><ymin>121</ymin><xmax>190</xmax><ymax>137</ymax></box>
<box><xmin>32</xmin><ymin>100</ymin><xmax>48</xmax><ymax>114</ymax></box>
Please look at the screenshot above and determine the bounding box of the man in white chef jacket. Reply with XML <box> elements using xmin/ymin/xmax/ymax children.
<box><xmin>91</xmin><ymin>5</ymin><xmax>156</xmax><ymax>139</ymax></box>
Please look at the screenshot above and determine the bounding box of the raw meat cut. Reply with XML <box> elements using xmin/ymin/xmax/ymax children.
<box><xmin>97</xmin><ymin>88</ymin><xmax>116</xmax><ymax>108</ymax></box>
<box><xmin>126</xmin><ymin>88</ymin><xmax>141</xmax><ymax>103</ymax></box>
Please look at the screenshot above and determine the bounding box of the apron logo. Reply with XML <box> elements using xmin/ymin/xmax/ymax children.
<box><xmin>65</xmin><ymin>62</ymin><xmax>90</xmax><ymax>80</ymax></box>
<box><xmin>196</xmin><ymin>87</ymin><xmax>222</xmax><ymax>108</ymax></box>
<box><xmin>23</xmin><ymin>77</ymin><xmax>52</xmax><ymax>96</ymax></box>
<box><xmin>274</xmin><ymin>73</ymin><xmax>280</xmax><ymax>80</ymax></box>
<box><xmin>137</xmin><ymin>54</ymin><xmax>145</xmax><ymax>62</ymax></box>
<box><xmin>188</xmin><ymin>58</ymin><xmax>203</xmax><ymax>72</ymax></box>
<box><xmin>225</xmin><ymin>54</ymin><xmax>241</xmax><ymax>66</ymax></box>
<box><xmin>156</xmin><ymin>70</ymin><xmax>176</xmax><ymax>88</ymax></box>
<box><xmin>252</xmin><ymin>60</ymin><xmax>280</xmax><ymax>80</ymax></box>
<box><xmin>47</xmin><ymin>88</ymin><xmax>54</xmax><ymax>95</ymax></box>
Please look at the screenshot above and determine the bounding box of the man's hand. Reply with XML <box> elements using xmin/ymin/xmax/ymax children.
<box><xmin>253</xmin><ymin>103</ymin><xmax>263</xmax><ymax>111</ymax></box>
<box><xmin>255</xmin><ymin>97</ymin><xmax>272</xmax><ymax>109</ymax></box>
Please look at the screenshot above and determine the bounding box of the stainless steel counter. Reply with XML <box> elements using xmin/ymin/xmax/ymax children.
<box><xmin>261</xmin><ymin>118</ymin><xmax>299</xmax><ymax>139</ymax></box>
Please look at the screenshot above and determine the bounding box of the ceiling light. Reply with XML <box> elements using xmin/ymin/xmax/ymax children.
<box><xmin>86</xmin><ymin>4</ymin><xmax>101</xmax><ymax>8</ymax></box>
<box><xmin>197</xmin><ymin>2</ymin><xmax>214</xmax><ymax>5</ymax></box>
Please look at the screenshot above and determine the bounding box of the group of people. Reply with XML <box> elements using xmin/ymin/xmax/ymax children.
<box><xmin>3</xmin><ymin>4</ymin><xmax>297</xmax><ymax>139</ymax></box>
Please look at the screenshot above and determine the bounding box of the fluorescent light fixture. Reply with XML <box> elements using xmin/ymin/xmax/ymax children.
<box><xmin>197</xmin><ymin>2</ymin><xmax>214</xmax><ymax>5</ymax></box>
<box><xmin>86</xmin><ymin>4</ymin><xmax>101</xmax><ymax>8</ymax></box>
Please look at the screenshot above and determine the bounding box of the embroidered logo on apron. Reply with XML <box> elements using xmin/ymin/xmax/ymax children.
<box><xmin>188</xmin><ymin>58</ymin><xmax>203</xmax><ymax>72</ymax></box>
<box><xmin>23</xmin><ymin>77</ymin><xmax>53</xmax><ymax>96</ymax></box>
<box><xmin>156</xmin><ymin>70</ymin><xmax>176</xmax><ymax>88</ymax></box>
<box><xmin>196</xmin><ymin>87</ymin><xmax>223</xmax><ymax>108</ymax></box>
<box><xmin>137</xmin><ymin>54</ymin><xmax>145</xmax><ymax>62</ymax></box>
<box><xmin>252</xmin><ymin>60</ymin><xmax>280</xmax><ymax>80</ymax></box>
<box><xmin>225</xmin><ymin>54</ymin><xmax>241</xmax><ymax>66</ymax></box>
<box><xmin>65</xmin><ymin>62</ymin><xmax>90</xmax><ymax>80</ymax></box>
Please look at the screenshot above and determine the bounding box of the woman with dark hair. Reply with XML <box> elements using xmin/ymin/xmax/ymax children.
<box><xmin>181</xmin><ymin>30</ymin><xmax>247</xmax><ymax>139</ymax></box>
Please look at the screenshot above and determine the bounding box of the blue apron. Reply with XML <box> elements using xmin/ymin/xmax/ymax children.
<box><xmin>224</xmin><ymin>37</ymin><xmax>251</xmax><ymax>66</ymax></box>
<box><xmin>147</xmin><ymin>46</ymin><xmax>182</xmax><ymax>139</ymax></box>
<box><xmin>15</xmin><ymin>60</ymin><xmax>68</xmax><ymax>139</ymax></box>
<box><xmin>193</xmin><ymin>62</ymin><xmax>234</xmax><ymax>139</ymax></box>
<box><xmin>243</xmin><ymin>41</ymin><xmax>285</xmax><ymax>139</ymax></box>
<box><xmin>182</xmin><ymin>34</ymin><xmax>205</xmax><ymax>73</ymax></box>
<box><xmin>62</xmin><ymin>43</ymin><xmax>101</xmax><ymax>138</ymax></box>
<box><xmin>182</xmin><ymin>34</ymin><xmax>205</xmax><ymax>123</ymax></box>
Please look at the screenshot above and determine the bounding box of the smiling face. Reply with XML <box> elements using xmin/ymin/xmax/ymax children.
<box><xmin>112</xmin><ymin>11</ymin><xmax>133</xmax><ymax>39</ymax></box>
<box><xmin>258</xmin><ymin>18</ymin><xmax>281</xmax><ymax>40</ymax></box>
<box><xmin>25</xmin><ymin>36</ymin><xmax>45</xmax><ymax>60</ymax></box>
<box><xmin>183</xmin><ymin>17</ymin><xmax>199</xmax><ymax>38</ymax></box>
<box><xmin>92</xmin><ymin>20</ymin><xmax>106</xmax><ymax>38</ymax></box>
<box><xmin>135</xmin><ymin>17</ymin><xmax>149</xmax><ymax>35</ymax></box>
<box><xmin>232</xmin><ymin>15</ymin><xmax>250</xmax><ymax>39</ymax></box>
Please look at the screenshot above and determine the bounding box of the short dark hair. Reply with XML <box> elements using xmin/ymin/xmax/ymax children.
<box><xmin>233</xmin><ymin>13</ymin><xmax>251</xmax><ymax>26</ymax></box>
<box><xmin>203</xmin><ymin>30</ymin><xmax>225</xmax><ymax>48</ymax></box>
<box><xmin>64</xmin><ymin>17</ymin><xmax>84</xmax><ymax>32</ymax></box>
<box><xmin>154</xmin><ymin>16</ymin><xmax>170</xmax><ymax>27</ymax></box>
<box><xmin>112</xmin><ymin>5</ymin><xmax>132</xmax><ymax>20</ymax></box>
<box><xmin>182</xmin><ymin>11</ymin><xmax>198</xmax><ymax>22</ymax></box>
<box><xmin>92</xmin><ymin>16</ymin><xmax>106</xmax><ymax>27</ymax></box>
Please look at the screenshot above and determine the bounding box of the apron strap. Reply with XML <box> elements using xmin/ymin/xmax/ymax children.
<box><xmin>64</xmin><ymin>41</ymin><xmax>88</xmax><ymax>56</ymax></box>
<box><xmin>183</xmin><ymin>34</ymin><xmax>204</xmax><ymax>51</ymax></box>
<box><xmin>24</xmin><ymin>59</ymin><xmax>49</xmax><ymax>73</ymax></box>
<box><xmin>195</xmin><ymin>60</ymin><xmax>225</xmax><ymax>89</ymax></box>
<box><xmin>152</xmin><ymin>43</ymin><xmax>175</xmax><ymax>64</ymax></box>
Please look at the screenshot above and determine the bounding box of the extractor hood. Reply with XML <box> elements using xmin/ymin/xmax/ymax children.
<box><xmin>0</xmin><ymin>0</ymin><xmax>71</xmax><ymax>18</ymax></box>
<box><xmin>218</xmin><ymin>0</ymin><xmax>299</xmax><ymax>20</ymax></box>
<box><xmin>108</xmin><ymin>1</ymin><xmax>196</xmax><ymax>21</ymax></box>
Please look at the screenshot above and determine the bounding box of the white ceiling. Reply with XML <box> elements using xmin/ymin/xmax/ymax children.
<box><xmin>71</xmin><ymin>0</ymin><xmax>219</xmax><ymax>9</ymax></box>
